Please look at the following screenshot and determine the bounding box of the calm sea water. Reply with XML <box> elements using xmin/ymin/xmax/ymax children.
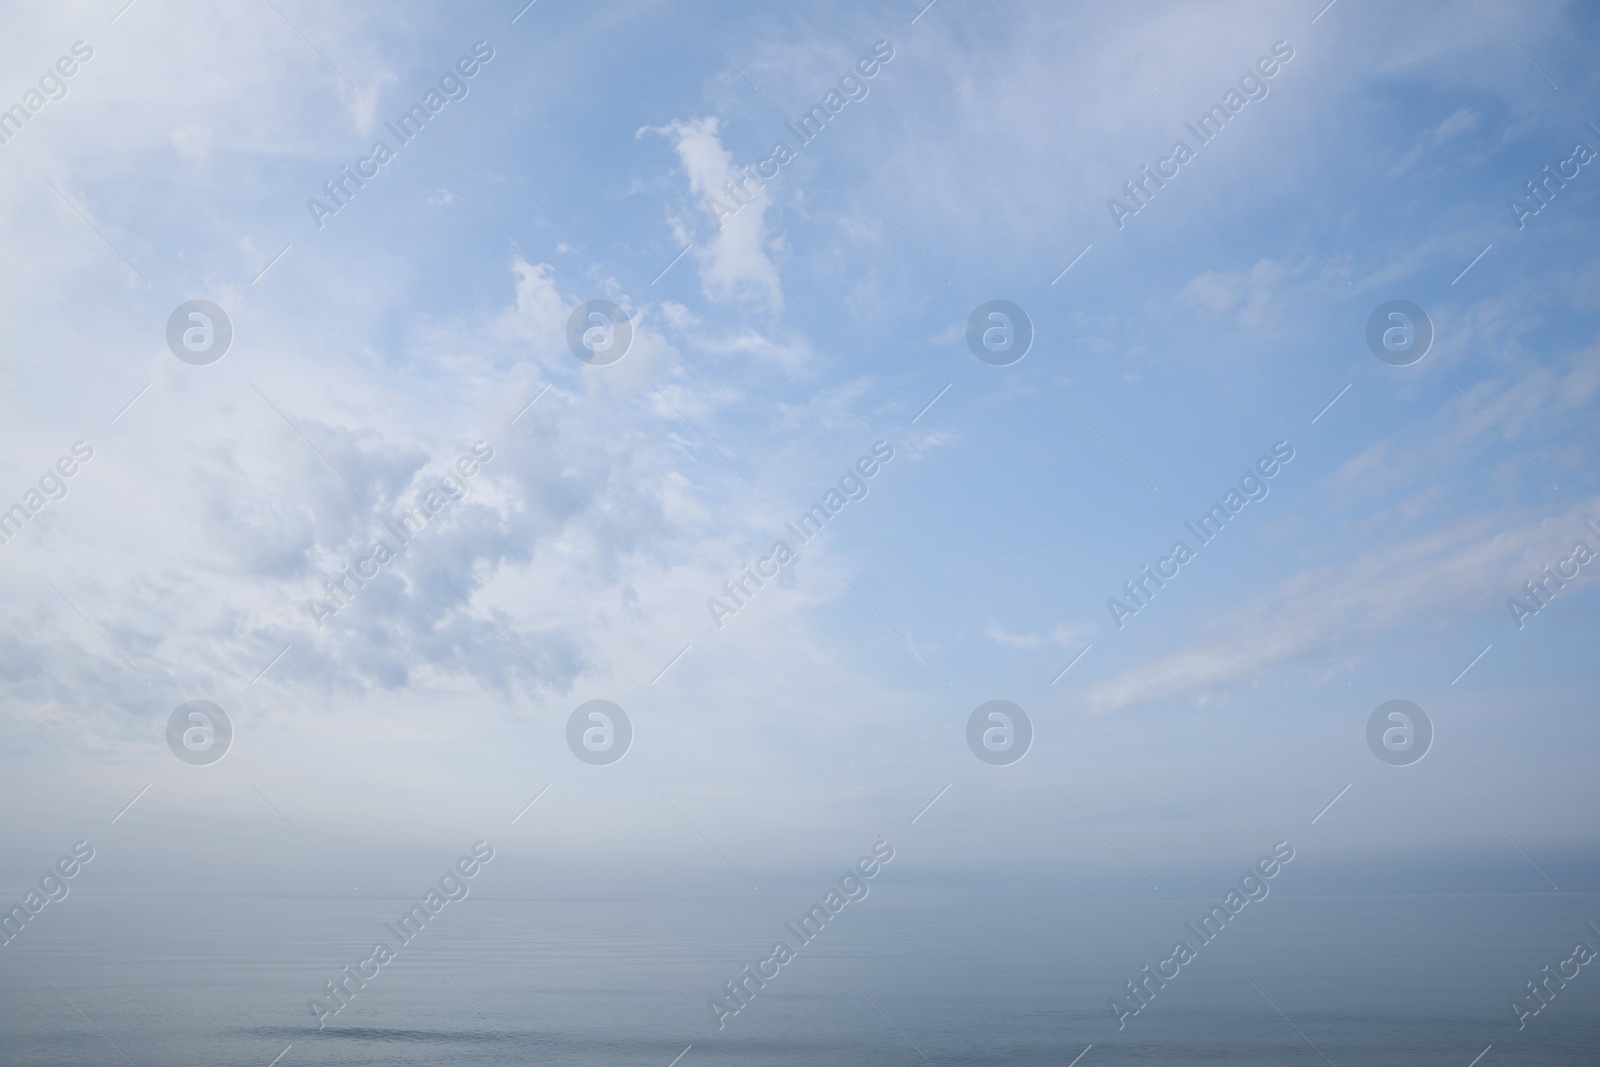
<box><xmin>2</xmin><ymin>892</ymin><xmax>1598</xmax><ymax>1066</ymax></box>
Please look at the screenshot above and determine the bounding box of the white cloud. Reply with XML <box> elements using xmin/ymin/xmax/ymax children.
<box><xmin>643</xmin><ymin>117</ymin><xmax>783</xmax><ymax>310</ymax></box>
<box><xmin>1085</xmin><ymin>496</ymin><xmax>1600</xmax><ymax>713</ymax></box>
<box><xmin>984</xmin><ymin>620</ymin><xmax>1092</xmax><ymax>650</ymax></box>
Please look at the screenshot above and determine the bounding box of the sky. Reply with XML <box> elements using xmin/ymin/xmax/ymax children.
<box><xmin>0</xmin><ymin>0</ymin><xmax>1597</xmax><ymax>906</ymax></box>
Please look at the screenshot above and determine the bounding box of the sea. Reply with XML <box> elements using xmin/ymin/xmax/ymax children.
<box><xmin>2</xmin><ymin>892</ymin><xmax>1598</xmax><ymax>1066</ymax></box>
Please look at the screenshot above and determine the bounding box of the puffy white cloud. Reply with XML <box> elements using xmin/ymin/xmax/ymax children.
<box><xmin>643</xmin><ymin>116</ymin><xmax>783</xmax><ymax>310</ymax></box>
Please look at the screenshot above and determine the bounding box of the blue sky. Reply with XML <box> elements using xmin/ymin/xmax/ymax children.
<box><xmin>1</xmin><ymin>0</ymin><xmax>1597</xmax><ymax>903</ymax></box>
